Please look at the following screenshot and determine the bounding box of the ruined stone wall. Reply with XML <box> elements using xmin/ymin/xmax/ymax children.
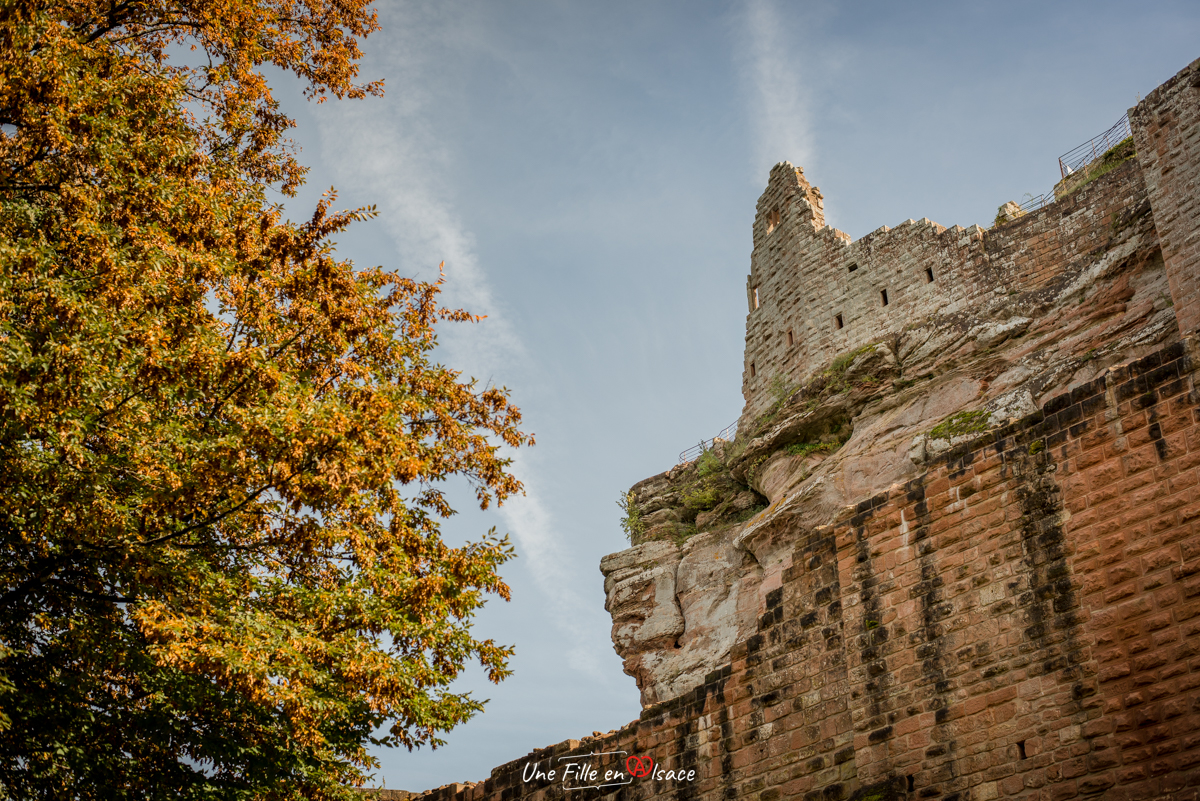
<box><xmin>740</xmin><ymin>160</ymin><xmax>1149</xmax><ymax>425</ymax></box>
<box><xmin>412</xmin><ymin>336</ymin><xmax>1200</xmax><ymax>801</ymax></box>
<box><xmin>1130</xmin><ymin>57</ymin><xmax>1200</xmax><ymax>337</ymax></box>
<box><xmin>742</xmin><ymin>56</ymin><xmax>1200</xmax><ymax>428</ymax></box>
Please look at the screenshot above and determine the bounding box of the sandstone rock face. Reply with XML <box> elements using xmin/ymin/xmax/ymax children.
<box><xmin>600</xmin><ymin>535</ymin><xmax>749</xmax><ymax>707</ymax></box>
<box><xmin>601</xmin><ymin>542</ymin><xmax>683</xmax><ymax>652</ymax></box>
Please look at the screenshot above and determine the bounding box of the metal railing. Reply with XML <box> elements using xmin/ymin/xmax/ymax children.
<box><xmin>1016</xmin><ymin>191</ymin><xmax>1055</xmax><ymax>214</ymax></box>
<box><xmin>1005</xmin><ymin>112</ymin><xmax>1134</xmax><ymax>219</ymax></box>
<box><xmin>677</xmin><ymin>420</ymin><xmax>738</xmax><ymax>464</ymax></box>
<box><xmin>1059</xmin><ymin>113</ymin><xmax>1131</xmax><ymax>179</ymax></box>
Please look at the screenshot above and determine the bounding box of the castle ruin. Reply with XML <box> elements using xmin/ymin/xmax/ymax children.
<box><xmin>397</xmin><ymin>55</ymin><xmax>1200</xmax><ymax>801</ymax></box>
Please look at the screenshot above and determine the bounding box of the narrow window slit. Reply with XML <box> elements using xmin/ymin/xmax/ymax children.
<box><xmin>787</xmin><ymin>329</ymin><xmax>794</xmax><ymax>347</ymax></box>
<box><xmin>848</xmin><ymin>262</ymin><xmax>858</xmax><ymax>273</ymax></box>
<box><xmin>925</xmin><ymin>267</ymin><xmax>935</xmax><ymax>283</ymax></box>
<box><xmin>1017</xmin><ymin>741</ymin><xmax>1026</xmax><ymax>760</ymax></box>
<box><xmin>880</xmin><ymin>289</ymin><xmax>889</xmax><ymax>306</ymax></box>
<box><xmin>753</xmin><ymin>287</ymin><xmax>760</xmax><ymax>309</ymax></box>
<box><xmin>750</xmin><ymin>362</ymin><xmax>756</xmax><ymax>378</ymax></box>
<box><xmin>835</xmin><ymin>313</ymin><xmax>844</xmax><ymax>330</ymax></box>
<box><xmin>906</xmin><ymin>775</ymin><xmax>915</xmax><ymax>792</ymax></box>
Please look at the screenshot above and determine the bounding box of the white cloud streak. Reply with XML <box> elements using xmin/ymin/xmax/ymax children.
<box><xmin>306</xmin><ymin>1</ymin><xmax>614</xmax><ymax>681</ymax></box>
<box><xmin>738</xmin><ymin>0</ymin><xmax>815</xmax><ymax>178</ymax></box>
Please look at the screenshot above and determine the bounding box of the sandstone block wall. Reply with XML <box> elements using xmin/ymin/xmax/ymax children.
<box><xmin>833</xmin><ymin>338</ymin><xmax>1200</xmax><ymax>800</ymax></box>
<box><xmin>413</xmin><ymin>336</ymin><xmax>1200</xmax><ymax>801</ymax></box>
<box><xmin>1130</xmin><ymin>57</ymin><xmax>1200</xmax><ymax>337</ymax></box>
<box><xmin>739</xmin><ymin>159</ymin><xmax>1150</xmax><ymax>426</ymax></box>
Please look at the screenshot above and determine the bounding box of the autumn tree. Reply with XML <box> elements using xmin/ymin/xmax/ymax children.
<box><xmin>0</xmin><ymin>2</ymin><xmax>530</xmax><ymax>798</ymax></box>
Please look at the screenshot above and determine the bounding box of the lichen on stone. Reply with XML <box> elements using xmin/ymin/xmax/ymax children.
<box><xmin>928</xmin><ymin>409</ymin><xmax>991</xmax><ymax>440</ymax></box>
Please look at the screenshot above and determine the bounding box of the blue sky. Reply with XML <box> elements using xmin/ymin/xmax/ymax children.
<box><xmin>272</xmin><ymin>1</ymin><xmax>1200</xmax><ymax>791</ymax></box>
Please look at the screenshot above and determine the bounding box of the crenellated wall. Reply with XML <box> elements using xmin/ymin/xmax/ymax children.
<box><xmin>740</xmin><ymin>56</ymin><xmax>1200</xmax><ymax>428</ymax></box>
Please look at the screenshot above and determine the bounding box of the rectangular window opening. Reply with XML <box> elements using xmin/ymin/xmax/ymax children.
<box><xmin>766</xmin><ymin>208</ymin><xmax>781</xmax><ymax>234</ymax></box>
<box><xmin>835</xmin><ymin>313</ymin><xmax>844</xmax><ymax>330</ymax></box>
<box><xmin>750</xmin><ymin>362</ymin><xmax>756</xmax><ymax>378</ymax></box>
<box><xmin>1017</xmin><ymin>741</ymin><xmax>1027</xmax><ymax>760</ymax></box>
<box><xmin>753</xmin><ymin>287</ymin><xmax>760</xmax><ymax>309</ymax></box>
<box><xmin>787</xmin><ymin>329</ymin><xmax>794</xmax><ymax>347</ymax></box>
<box><xmin>925</xmin><ymin>267</ymin><xmax>935</xmax><ymax>283</ymax></box>
<box><xmin>880</xmin><ymin>289</ymin><xmax>889</xmax><ymax>306</ymax></box>
<box><xmin>847</xmin><ymin>262</ymin><xmax>858</xmax><ymax>273</ymax></box>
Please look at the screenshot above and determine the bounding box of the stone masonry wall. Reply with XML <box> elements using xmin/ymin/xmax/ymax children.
<box><xmin>413</xmin><ymin>335</ymin><xmax>1200</xmax><ymax>801</ymax></box>
<box><xmin>835</xmin><ymin>337</ymin><xmax>1200</xmax><ymax>801</ymax></box>
<box><xmin>1130</xmin><ymin>57</ymin><xmax>1200</xmax><ymax>337</ymax></box>
<box><xmin>739</xmin><ymin>159</ymin><xmax>1149</xmax><ymax>426</ymax></box>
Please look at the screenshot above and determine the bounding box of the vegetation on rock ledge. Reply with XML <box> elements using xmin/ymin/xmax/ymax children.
<box><xmin>1056</xmin><ymin>136</ymin><xmax>1137</xmax><ymax>199</ymax></box>
<box><xmin>618</xmin><ymin>490</ymin><xmax>647</xmax><ymax>543</ymax></box>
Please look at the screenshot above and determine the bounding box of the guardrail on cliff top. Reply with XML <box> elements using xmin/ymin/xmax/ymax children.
<box><xmin>1013</xmin><ymin>112</ymin><xmax>1133</xmax><ymax>215</ymax></box>
<box><xmin>1059</xmin><ymin>113</ymin><xmax>1131</xmax><ymax>179</ymax></box>
<box><xmin>677</xmin><ymin>420</ymin><xmax>738</xmax><ymax>464</ymax></box>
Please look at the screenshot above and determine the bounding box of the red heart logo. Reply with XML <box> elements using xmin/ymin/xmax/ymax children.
<box><xmin>626</xmin><ymin>755</ymin><xmax>654</xmax><ymax>778</ymax></box>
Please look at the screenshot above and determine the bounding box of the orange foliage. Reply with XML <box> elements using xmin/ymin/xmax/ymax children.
<box><xmin>0</xmin><ymin>2</ymin><xmax>530</xmax><ymax>798</ymax></box>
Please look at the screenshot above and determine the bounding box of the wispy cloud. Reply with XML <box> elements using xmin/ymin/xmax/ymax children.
<box><xmin>263</xmin><ymin>0</ymin><xmax>507</xmax><ymax>381</ymax></box>
<box><xmin>737</xmin><ymin>0</ymin><xmax>816</xmax><ymax>178</ymax></box>
<box><xmin>494</xmin><ymin>449</ymin><xmax>614</xmax><ymax>682</ymax></box>
<box><xmin>306</xmin><ymin>1</ymin><xmax>614</xmax><ymax>681</ymax></box>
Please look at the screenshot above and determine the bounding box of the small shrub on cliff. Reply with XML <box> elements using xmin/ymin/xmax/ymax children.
<box><xmin>827</xmin><ymin>343</ymin><xmax>878</xmax><ymax>375</ymax></box>
<box><xmin>618</xmin><ymin>490</ymin><xmax>647</xmax><ymax>543</ymax></box>
<box><xmin>769</xmin><ymin>373</ymin><xmax>797</xmax><ymax>406</ymax></box>
<box><xmin>683</xmin><ymin>484</ymin><xmax>720</xmax><ymax>512</ymax></box>
<box><xmin>696</xmin><ymin>448</ymin><xmax>723</xmax><ymax>478</ymax></box>
<box><xmin>664</xmin><ymin>522</ymin><xmax>698</xmax><ymax>546</ymax></box>
<box><xmin>785</xmin><ymin>441</ymin><xmax>837</xmax><ymax>458</ymax></box>
<box><xmin>812</xmin><ymin>342</ymin><xmax>880</xmax><ymax>395</ymax></box>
